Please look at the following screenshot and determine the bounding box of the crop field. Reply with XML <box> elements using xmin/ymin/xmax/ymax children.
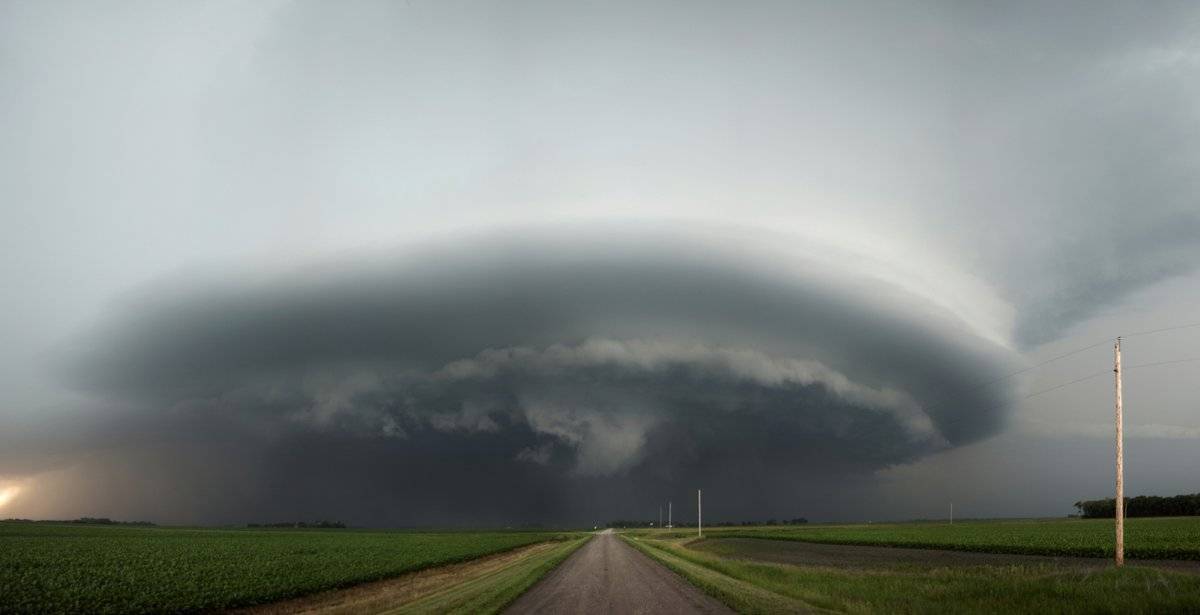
<box><xmin>623</xmin><ymin>532</ymin><xmax>1200</xmax><ymax>614</ymax></box>
<box><xmin>635</xmin><ymin>516</ymin><xmax>1200</xmax><ymax>560</ymax></box>
<box><xmin>0</xmin><ymin>522</ymin><xmax>580</xmax><ymax>614</ymax></box>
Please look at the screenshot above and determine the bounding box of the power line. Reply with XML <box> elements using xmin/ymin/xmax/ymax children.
<box><xmin>975</xmin><ymin>339</ymin><xmax>1112</xmax><ymax>389</ymax></box>
<box><xmin>978</xmin><ymin>319</ymin><xmax>1200</xmax><ymax>392</ymax></box>
<box><xmin>924</xmin><ymin>319</ymin><xmax>1200</xmax><ymax>414</ymax></box>
<box><xmin>1122</xmin><ymin>321</ymin><xmax>1200</xmax><ymax>338</ymax></box>
<box><xmin>1126</xmin><ymin>357</ymin><xmax>1200</xmax><ymax>370</ymax></box>
<box><xmin>1010</xmin><ymin>357</ymin><xmax>1200</xmax><ymax>403</ymax></box>
<box><xmin>944</xmin><ymin>354</ymin><xmax>1200</xmax><ymax>421</ymax></box>
<box><xmin>1020</xmin><ymin>370</ymin><xmax>1109</xmax><ymax>400</ymax></box>
<box><xmin>919</xmin><ymin>338</ymin><xmax>1111</xmax><ymax>418</ymax></box>
<box><xmin>960</xmin><ymin>356</ymin><xmax>1200</xmax><ymax>410</ymax></box>
<box><xmin>920</xmin><ymin>338</ymin><xmax>1111</xmax><ymax>417</ymax></box>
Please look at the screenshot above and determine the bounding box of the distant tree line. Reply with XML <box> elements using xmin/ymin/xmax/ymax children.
<box><xmin>606</xmin><ymin>520</ymin><xmax>656</xmax><ymax>528</ymax></box>
<box><xmin>247</xmin><ymin>520</ymin><xmax>347</xmax><ymax>528</ymax></box>
<box><xmin>711</xmin><ymin>518</ymin><xmax>808</xmax><ymax>527</ymax></box>
<box><xmin>2</xmin><ymin>517</ymin><xmax>155</xmax><ymax>526</ymax></box>
<box><xmin>1074</xmin><ymin>493</ymin><xmax>1200</xmax><ymax>518</ymax></box>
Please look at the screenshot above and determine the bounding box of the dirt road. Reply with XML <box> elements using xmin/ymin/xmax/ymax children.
<box><xmin>504</xmin><ymin>529</ymin><xmax>732</xmax><ymax>615</ymax></box>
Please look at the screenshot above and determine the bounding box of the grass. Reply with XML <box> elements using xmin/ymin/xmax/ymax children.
<box><xmin>622</xmin><ymin>535</ymin><xmax>810</xmax><ymax>613</ymax></box>
<box><xmin>629</xmin><ymin>516</ymin><xmax>1200</xmax><ymax>560</ymax></box>
<box><xmin>398</xmin><ymin>535</ymin><xmax>590</xmax><ymax>614</ymax></box>
<box><xmin>0</xmin><ymin>522</ymin><xmax>582</xmax><ymax>614</ymax></box>
<box><xmin>623</xmin><ymin>533</ymin><xmax>1200</xmax><ymax>614</ymax></box>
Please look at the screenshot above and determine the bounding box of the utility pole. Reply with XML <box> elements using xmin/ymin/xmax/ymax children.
<box><xmin>659</xmin><ymin>505</ymin><xmax>662</xmax><ymax>529</ymax></box>
<box><xmin>669</xmin><ymin>501</ymin><xmax>672</xmax><ymax>529</ymax></box>
<box><xmin>698</xmin><ymin>489</ymin><xmax>703</xmax><ymax>538</ymax></box>
<box><xmin>1114</xmin><ymin>337</ymin><xmax>1125</xmax><ymax>567</ymax></box>
<box><xmin>950</xmin><ymin>501</ymin><xmax>954</xmax><ymax>525</ymax></box>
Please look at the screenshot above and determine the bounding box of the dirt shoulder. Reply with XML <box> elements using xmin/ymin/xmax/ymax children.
<box><xmin>236</xmin><ymin>541</ymin><xmax>564</xmax><ymax>615</ymax></box>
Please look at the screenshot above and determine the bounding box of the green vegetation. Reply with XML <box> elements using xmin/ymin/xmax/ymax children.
<box><xmin>1075</xmin><ymin>493</ymin><xmax>1200</xmax><ymax>518</ymax></box>
<box><xmin>0</xmin><ymin>522</ymin><xmax>581</xmax><ymax>614</ymax></box>
<box><xmin>623</xmin><ymin>536</ymin><xmax>808</xmax><ymax>613</ymax></box>
<box><xmin>246</xmin><ymin>520</ymin><xmax>347</xmax><ymax>528</ymax></box>
<box><xmin>3</xmin><ymin>517</ymin><xmax>155</xmax><ymax>527</ymax></box>
<box><xmin>631</xmin><ymin>516</ymin><xmax>1200</xmax><ymax>559</ymax></box>
<box><xmin>401</xmin><ymin>536</ymin><xmax>590</xmax><ymax>614</ymax></box>
<box><xmin>623</xmin><ymin>534</ymin><xmax>1200</xmax><ymax>614</ymax></box>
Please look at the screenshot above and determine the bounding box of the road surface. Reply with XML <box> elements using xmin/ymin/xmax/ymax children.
<box><xmin>505</xmin><ymin>529</ymin><xmax>732</xmax><ymax>615</ymax></box>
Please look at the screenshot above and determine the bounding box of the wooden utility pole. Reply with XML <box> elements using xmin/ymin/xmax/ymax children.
<box><xmin>698</xmin><ymin>490</ymin><xmax>703</xmax><ymax>538</ymax></box>
<box><xmin>1114</xmin><ymin>336</ymin><xmax>1125</xmax><ymax>567</ymax></box>
<box><xmin>668</xmin><ymin>501</ymin><xmax>672</xmax><ymax>529</ymax></box>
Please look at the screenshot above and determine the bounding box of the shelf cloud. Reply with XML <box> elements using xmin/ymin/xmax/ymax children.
<box><xmin>3</xmin><ymin>0</ymin><xmax>1199</xmax><ymax>524</ymax></box>
<box><xmin>19</xmin><ymin>231</ymin><xmax>1015</xmax><ymax>524</ymax></box>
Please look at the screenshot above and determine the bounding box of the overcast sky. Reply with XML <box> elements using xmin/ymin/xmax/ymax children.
<box><xmin>1</xmin><ymin>0</ymin><xmax>1198</xmax><ymax>526</ymax></box>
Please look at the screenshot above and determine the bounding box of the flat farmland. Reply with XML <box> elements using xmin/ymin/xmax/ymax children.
<box><xmin>639</xmin><ymin>516</ymin><xmax>1200</xmax><ymax>560</ymax></box>
<box><xmin>0</xmin><ymin>522</ymin><xmax>580</xmax><ymax>614</ymax></box>
<box><xmin>623</xmin><ymin>533</ymin><xmax>1200</xmax><ymax>614</ymax></box>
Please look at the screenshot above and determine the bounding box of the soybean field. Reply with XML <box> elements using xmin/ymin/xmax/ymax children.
<box><xmin>0</xmin><ymin>522</ymin><xmax>577</xmax><ymax>614</ymax></box>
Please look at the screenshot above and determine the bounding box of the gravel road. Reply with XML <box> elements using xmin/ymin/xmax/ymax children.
<box><xmin>504</xmin><ymin>529</ymin><xmax>732</xmax><ymax>615</ymax></box>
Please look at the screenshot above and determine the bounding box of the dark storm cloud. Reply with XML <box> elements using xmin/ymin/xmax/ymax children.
<box><xmin>3</xmin><ymin>0</ymin><xmax>1199</xmax><ymax>525</ymax></box>
<box><xmin>26</xmin><ymin>233</ymin><xmax>1016</xmax><ymax>525</ymax></box>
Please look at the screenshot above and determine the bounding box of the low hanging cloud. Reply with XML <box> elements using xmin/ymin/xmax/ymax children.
<box><xmin>22</xmin><ymin>232</ymin><xmax>1017</xmax><ymax>525</ymax></box>
<box><xmin>240</xmin><ymin>337</ymin><xmax>947</xmax><ymax>478</ymax></box>
<box><xmin>430</xmin><ymin>339</ymin><xmax>944</xmax><ymax>472</ymax></box>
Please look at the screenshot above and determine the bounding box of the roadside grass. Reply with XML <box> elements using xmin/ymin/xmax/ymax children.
<box><xmin>622</xmin><ymin>535</ymin><xmax>813</xmax><ymax>614</ymax></box>
<box><xmin>0</xmin><ymin>522</ymin><xmax>583</xmax><ymax>613</ymax></box>
<box><xmin>627</xmin><ymin>516</ymin><xmax>1200</xmax><ymax>560</ymax></box>
<box><xmin>623</xmin><ymin>534</ymin><xmax>1200</xmax><ymax>614</ymax></box>
<box><xmin>397</xmin><ymin>535</ymin><xmax>590</xmax><ymax>614</ymax></box>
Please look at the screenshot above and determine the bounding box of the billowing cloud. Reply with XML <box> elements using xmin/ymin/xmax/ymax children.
<box><xmin>4</xmin><ymin>1</ymin><xmax>1199</xmax><ymax>525</ymax></box>
<box><xmin>11</xmin><ymin>231</ymin><xmax>1016</xmax><ymax>524</ymax></box>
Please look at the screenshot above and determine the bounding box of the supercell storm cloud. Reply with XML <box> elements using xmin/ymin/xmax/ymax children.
<box><xmin>4</xmin><ymin>0</ymin><xmax>1200</xmax><ymax>527</ymax></box>
<box><xmin>40</xmin><ymin>230</ymin><xmax>1015</xmax><ymax>525</ymax></box>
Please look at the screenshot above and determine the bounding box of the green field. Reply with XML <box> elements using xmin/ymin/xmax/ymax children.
<box><xmin>635</xmin><ymin>516</ymin><xmax>1200</xmax><ymax>560</ymax></box>
<box><xmin>623</xmin><ymin>531</ymin><xmax>1200</xmax><ymax>614</ymax></box>
<box><xmin>0</xmin><ymin>522</ymin><xmax>580</xmax><ymax>614</ymax></box>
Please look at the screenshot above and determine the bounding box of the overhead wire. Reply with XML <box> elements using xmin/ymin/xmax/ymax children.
<box><xmin>1122</xmin><ymin>321</ymin><xmax>1200</xmax><ymax>338</ymax></box>
<box><xmin>917</xmin><ymin>319</ymin><xmax>1200</xmax><ymax>416</ymax></box>
<box><xmin>1126</xmin><ymin>357</ymin><xmax>1200</xmax><ymax>370</ymax></box>
<box><xmin>1020</xmin><ymin>370</ymin><xmax>1110</xmax><ymax>401</ymax></box>
<box><xmin>960</xmin><ymin>318</ymin><xmax>1200</xmax><ymax>397</ymax></box>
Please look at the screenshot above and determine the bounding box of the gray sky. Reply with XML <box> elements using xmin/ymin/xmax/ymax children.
<box><xmin>1</xmin><ymin>0</ymin><xmax>1198</xmax><ymax>525</ymax></box>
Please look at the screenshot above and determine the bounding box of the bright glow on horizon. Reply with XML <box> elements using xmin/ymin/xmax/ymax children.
<box><xmin>0</xmin><ymin>485</ymin><xmax>20</xmax><ymax>509</ymax></box>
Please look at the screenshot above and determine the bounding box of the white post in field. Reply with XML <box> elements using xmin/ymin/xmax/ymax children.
<box><xmin>1114</xmin><ymin>337</ymin><xmax>1125</xmax><ymax>567</ymax></box>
